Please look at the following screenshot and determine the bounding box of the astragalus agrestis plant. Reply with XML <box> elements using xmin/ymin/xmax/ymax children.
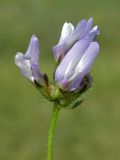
<box><xmin>15</xmin><ymin>17</ymin><xmax>100</xmax><ymax>160</ymax></box>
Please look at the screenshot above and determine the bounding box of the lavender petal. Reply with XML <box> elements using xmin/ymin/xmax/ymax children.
<box><xmin>15</xmin><ymin>52</ymin><xmax>34</xmax><ymax>81</ymax></box>
<box><xmin>68</xmin><ymin>42</ymin><xmax>99</xmax><ymax>91</ymax></box>
<box><xmin>55</xmin><ymin>38</ymin><xmax>92</xmax><ymax>84</ymax></box>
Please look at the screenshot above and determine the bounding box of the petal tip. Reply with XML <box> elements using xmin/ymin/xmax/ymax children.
<box><xmin>31</xmin><ymin>35</ymin><xmax>39</xmax><ymax>42</ymax></box>
<box><xmin>89</xmin><ymin>17</ymin><xmax>93</xmax><ymax>21</ymax></box>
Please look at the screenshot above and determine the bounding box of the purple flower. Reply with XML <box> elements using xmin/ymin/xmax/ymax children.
<box><xmin>15</xmin><ymin>17</ymin><xmax>100</xmax><ymax>107</ymax></box>
<box><xmin>15</xmin><ymin>35</ymin><xmax>43</xmax><ymax>84</ymax></box>
<box><xmin>55</xmin><ymin>18</ymin><xmax>100</xmax><ymax>91</ymax></box>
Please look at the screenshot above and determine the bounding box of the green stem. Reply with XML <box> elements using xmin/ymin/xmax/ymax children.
<box><xmin>47</xmin><ymin>105</ymin><xmax>60</xmax><ymax>160</ymax></box>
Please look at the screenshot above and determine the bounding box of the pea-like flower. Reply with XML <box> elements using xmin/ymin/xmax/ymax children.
<box><xmin>15</xmin><ymin>35</ymin><xmax>43</xmax><ymax>85</ymax></box>
<box><xmin>15</xmin><ymin>17</ymin><xmax>100</xmax><ymax>107</ymax></box>
<box><xmin>54</xmin><ymin>17</ymin><xmax>100</xmax><ymax>91</ymax></box>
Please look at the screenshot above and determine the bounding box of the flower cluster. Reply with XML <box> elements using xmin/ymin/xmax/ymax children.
<box><xmin>15</xmin><ymin>17</ymin><xmax>100</xmax><ymax>108</ymax></box>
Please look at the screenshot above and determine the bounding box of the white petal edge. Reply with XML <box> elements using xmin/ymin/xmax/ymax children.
<box><xmin>89</xmin><ymin>26</ymin><xmax>100</xmax><ymax>35</ymax></box>
<box><xmin>68</xmin><ymin>42</ymin><xmax>99</xmax><ymax>82</ymax></box>
<box><xmin>15</xmin><ymin>52</ymin><xmax>34</xmax><ymax>82</ymax></box>
<box><xmin>59</xmin><ymin>22</ymin><xmax>74</xmax><ymax>43</ymax></box>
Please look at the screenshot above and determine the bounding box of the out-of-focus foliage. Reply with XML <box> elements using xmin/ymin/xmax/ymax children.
<box><xmin>0</xmin><ymin>0</ymin><xmax>120</xmax><ymax>160</ymax></box>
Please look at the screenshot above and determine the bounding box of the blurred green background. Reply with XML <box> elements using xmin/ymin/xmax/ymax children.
<box><xmin>0</xmin><ymin>0</ymin><xmax>120</xmax><ymax>160</ymax></box>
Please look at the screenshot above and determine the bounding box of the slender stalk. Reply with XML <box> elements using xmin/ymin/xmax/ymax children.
<box><xmin>47</xmin><ymin>105</ymin><xmax>60</xmax><ymax>160</ymax></box>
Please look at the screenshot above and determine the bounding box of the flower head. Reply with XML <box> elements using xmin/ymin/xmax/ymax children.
<box><xmin>15</xmin><ymin>17</ymin><xmax>100</xmax><ymax>108</ymax></box>
<box><xmin>15</xmin><ymin>35</ymin><xmax>43</xmax><ymax>85</ymax></box>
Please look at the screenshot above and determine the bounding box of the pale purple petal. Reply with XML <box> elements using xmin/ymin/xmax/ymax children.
<box><xmin>89</xmin><ymin>26</ymin><xmax>100</xmax><ymax>35</ymax></box>
<box><xmin>68</xmin><ymin>42</ymin><xmax>99</xmax><ymax>91</ymax></box>
<box><xmin>86</xmin><ymin>26</ymin><xmax>100</xmax><ymax>40</ymax></box>
<box><xmin>31</xmin><ymin>64</ymin><xmax>43</xmax><ymax>83</ymax></box>
<box><xmin>27</xmin><ymin>36</ymin><xmax>43</xmax><ymax>82</ymax></box>
<box><xmin>15</xmin><ymin>52</ymin><xmax>34</xmax><ymax>81</ymax></box>
<box><xmin>20</xmin><ymin>68</ymin><xmax>34</xmax><ymax>82</ymax></box>
<box><xmin>55</xmin><ymin>38</ymin><xmax>92</xmax><ymax>83</ymax></box>
<box><xmin>80</xmin><ymin>17</ymin><xmax>93</xmax><ymax>38</ymax></box>
<box><xmin>25</xmin><ymin>35</ymin><xmax>39</xmax><ymax>59</ymax></box>
<box><xmin>71</xmin><ymin>19</ymin><xmax>87</xmax><ymax>37</ymax></box>
<box><xmin>53</xmin><ymin>43</ymin><xmax>67</xmax><ymax>60</ymax></box>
